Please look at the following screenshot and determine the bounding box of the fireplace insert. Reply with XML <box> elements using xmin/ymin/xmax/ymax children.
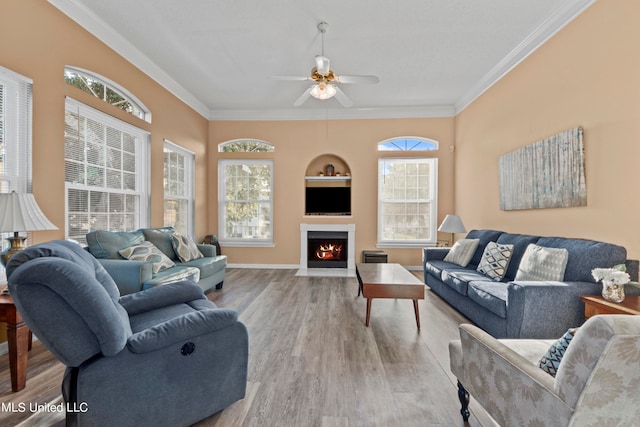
<box><xmin>307</xmin><ymin>231</ymin><xmax>348</xmax><ymax>268</ymax></box>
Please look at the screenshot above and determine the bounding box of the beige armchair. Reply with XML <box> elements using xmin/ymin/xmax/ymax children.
<box><xmin>449</xmin><ymin>315</ymin><xmax>640</xmax><ymax>426</ymax></box>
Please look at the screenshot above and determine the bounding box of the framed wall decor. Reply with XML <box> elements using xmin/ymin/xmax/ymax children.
<box><xmin>499</xmin><ymin>126</ymin><xmax>586</xmax><ymax>210</ymax></box>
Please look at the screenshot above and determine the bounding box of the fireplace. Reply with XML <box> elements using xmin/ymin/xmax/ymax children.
<box><xmin>299</xmin><ymin>224</ymin><xmax>356</xmax><ymax>275</ymax></box>
<box><xmin>307</xmin><ymin>231</ymin><xmax>348</xmax><ymax>268</ymax></box>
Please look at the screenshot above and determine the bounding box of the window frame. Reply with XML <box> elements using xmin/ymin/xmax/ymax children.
<box><xmin>64</xmin><ymin>97</ymin><xmax>150</xmax><ymax>244</ymax></box>
<box><xmin>377</xmin><ymin>157</ymin><xmax>438</xmax><ymax>248</ymax></box>
<box><xmin>163</xmin><ymin>140</ymin><xmax>195</xmax><ymax>237</ymax></box>
<box><xmin>218</xmin><ymin>158</ymin><xmax>274</xmax><ymax>247</ymax></box>
<box><xmin>378</xmin><ymin>136</ymin><xmax>439</xmax><ymax>152</ymax></box>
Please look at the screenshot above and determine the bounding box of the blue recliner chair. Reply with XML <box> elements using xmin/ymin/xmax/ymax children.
<box><xmin>6</xmin><ymin>240</ymin><xmax>248</xmax><ymax>427</ymax></box>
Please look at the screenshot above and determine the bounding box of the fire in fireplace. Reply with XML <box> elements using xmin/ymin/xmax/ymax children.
<box><xmin>307</xmin><ymin>231</ymin><xmax>348</xmax><ymax>268</ymax></box>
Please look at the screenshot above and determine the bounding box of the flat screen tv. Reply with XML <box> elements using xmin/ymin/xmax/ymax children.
<box><xmin>305</xmin><ymin>187</ymin><xmax>351</xmax><ymax>215</ymax></box>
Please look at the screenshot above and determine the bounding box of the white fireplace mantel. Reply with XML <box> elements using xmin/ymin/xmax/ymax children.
<box><xmin>299</xmin><ymin>223</ymin><xmax>355</xmax><ymax>276</ymax></box>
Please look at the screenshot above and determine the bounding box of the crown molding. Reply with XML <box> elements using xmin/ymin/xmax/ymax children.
<box><xmin>48</xmin><ymin>0</ymin><xmax>210</xmax><ymax>119</ymax></box>
<box><xmin>454</xmin><ymin>0</ymin><xmax>596</xmax><ymax>114</ymax></box>
<box><xmin>209</xmin><ymin>105</ymin><xmax>455</xmax><ymax>121</ymax></box>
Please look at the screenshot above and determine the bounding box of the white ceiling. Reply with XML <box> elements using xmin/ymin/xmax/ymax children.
<box><xmin>50</xmin><ymin>0</ymin><xmax>595</xmax><ymax>120</ymax></box>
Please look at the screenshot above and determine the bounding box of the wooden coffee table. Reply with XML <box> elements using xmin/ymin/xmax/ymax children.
<box><xmin>356</xmin><ymin>263</ymin><xmax>425</xmax><ymax>329</ymax></box>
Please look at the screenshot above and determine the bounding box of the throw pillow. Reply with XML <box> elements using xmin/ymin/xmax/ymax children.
<box><xmin>476</xmin><ymin>242</ymin><xmax>514</xmax><ymax>281</ymax></box>
<box><xmin>119</xmin><ymin>241</ymin><xmax>176</xmax><ymax>274</ymax></box>
<box><xmin>443</xmin><ymin>239</ymin><xmax>480</xmax><ymax>267</ymax></box>
<box><xmin>171</xmin><ymin>234</ymin><xmax>204</xmax><ymax>263</ymax></box>
<box><xmin>515</xmin><ymin>244</ymin><xmax>569</xmax><ymax>281</ymax></box>
<box><xmin>538</xmin><ymin>328</ymin><xmax>578</xmax><ymax>377</ymax></box>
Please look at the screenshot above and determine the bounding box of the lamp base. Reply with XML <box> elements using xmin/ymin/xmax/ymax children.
<box><xmin>1</xmin><ymin>235</ymin><xmax>27</xmax><ymax>267</ymax></box>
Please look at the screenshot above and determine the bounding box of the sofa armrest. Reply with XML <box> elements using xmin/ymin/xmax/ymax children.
<box><xmin>197</xmin><ymin>244</ymin><xmax>217</xmax><ymax>257</ymax></box>
<box><xmin>98</xmin><ymin>259</ymin><xmax>153</xmax><ymax>295</ymax></box>
<box><xmin>126</xmin><ymin>308</ymin><xmax>239</xmax><ymax>353</ymax></box>
<box><xmin>453</xmin><ymin>324</ymin><xmax>570</xmax><ymax>426</ymax></box>
<box><xmin>423</xmin><ymin>247</ymin><xmax>449</xmax><ymax>262</ymax></box>
<box><xmin>506</xmin><ymin>280</ymin><xmax>601</xmax><ymax>338</ymax></box>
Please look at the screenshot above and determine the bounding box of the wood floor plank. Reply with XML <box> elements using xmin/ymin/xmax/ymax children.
<box><xmin>0</xmin><ymin>267</ymin><xmax>497</xmax><ymax>426</ymax></box>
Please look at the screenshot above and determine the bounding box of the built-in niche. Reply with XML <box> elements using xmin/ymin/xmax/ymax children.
<box><xmin>305</xmin><ymin>154</ymin><xmax>351</xmax><ymax>216</ymax></box>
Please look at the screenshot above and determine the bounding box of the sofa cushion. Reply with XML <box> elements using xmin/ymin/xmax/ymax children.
<box><xmin>467</xmin><ymin>281</ymin><xmax>508</xmax><ymax>318</ymax></box>
<box><xmin>171</xmin><ymin>234</ymin><xmax>204</xmax><ymax>263</ymax></box>
<box><xmin>442</xmin><ymin>269</ymin><xmax>490</xmax><ymax>296</ymax></box>
<box><xmin>495</xmin><ymin>233</ymin><xmax>540</xmax><ymax>280</ymax></box>
<box><xmin>86</xmin><ymin>230</ymin><xmax>145</xmax><ymax>259</ymax></box>
<box><xmin>424</xmin><ymin>260</ymin><xmax>468</xmax><ymax>279</ymax></box>
<box><xmin>444</xmin><ymin>239</ymin><xmax>480</xmax><ymax>267</ymax></box>
<box><xmin>142</xmin><ymin>266</ymin><xmax>201</xmax><ymax>290</ymax></box>
<box><xmin>477</xmin><ymin>242</ymin><xmax>514</xmax><ymax>281</ymax></box>
<box><xmin>182</xmin><ymin>255</ymin><xmax>227</xmax><ymax>279</ymax></box>
<box><xmin>465</xmin><ymin>230</ymin><xmax>504</xmax><ymax>267</ymax></box>
<box><xmin>536</xmin><ymin>237</ymin><xmax>627</xmax><ymax>283</ymax></box>
<box><xmin>119</xmin><ymin>241</ymin><xmax>176</xmax><ymax>274</ymax></box>
<box><xmin>515</xmin><ymin>244</ymin><xmax>569</xmax><ymax>281</ymax></box>
<box><xmin>141</xmin><ymin>227</ymin><xmax>178</xmax><ymax>261</ymax></box>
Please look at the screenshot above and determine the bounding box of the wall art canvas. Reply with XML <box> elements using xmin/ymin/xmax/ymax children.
<box><xmin>499</xmin><ymin>127</ymin><xmax>586</xmax><ymax>210</ymax></box>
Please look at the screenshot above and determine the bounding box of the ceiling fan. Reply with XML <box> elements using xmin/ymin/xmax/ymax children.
<box><xmin>273</xmin><ymin>22</ymin><xmax>379</xmax><ymax>107</ymax></box>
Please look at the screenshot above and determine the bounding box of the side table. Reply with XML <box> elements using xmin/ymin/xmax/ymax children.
<box><xmin>0</xmin><ymin>284</ymin><xmax>32</xmax><ymax>392</ymax></box>
<box><xmin>581</xmin><ymin>295</ymin><xmax>640</xmax><ymax>318</ymax></box>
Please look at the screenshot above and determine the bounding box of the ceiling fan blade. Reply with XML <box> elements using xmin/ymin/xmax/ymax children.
<box><xmin>315</xmin><ymin>55</ymin><xmax>330</xmax><ymax>75</ymax></box>
<box><xmin>272</xmin><ymin>76</ymin><xmax>311</xmax><ymax>81</ymax></box>
<box><xmin>334</xmin><ymin>86</ymin><xmax>353</xmax><ymax>107</ymax></box>
<box><xmin>335</xmin><ymin>75</ymin><xmax>379</xmax><ymax>84</ymax></box>
<box><xmin>293</xmin><ymin>87</ymin><xmax>313</xmax><ymax>107</ymax></box>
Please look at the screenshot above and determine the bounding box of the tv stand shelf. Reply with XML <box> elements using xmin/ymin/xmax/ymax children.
<box><xmin>305</xmin><ymin>176</ymin><xmax>351</xmax><ymax>182</ymax></box>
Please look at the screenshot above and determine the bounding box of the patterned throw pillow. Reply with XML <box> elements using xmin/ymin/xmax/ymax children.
<box><xmin>476</xmin><ymin>242</ymin><xmax>514</xmax><ymax>281</ymax></box>
<box><xmin>538</xmin><ymin>328</ymin><xmax>578</xmax><ymax>377</ymax></box>
<box><xmin>171</xmin><ymin>234</ymin><xmax>204</xmax><ymax>263</ymax></box>
<box><xmin>514</xmin><ymin>244</ymin><xmax>569</xmax><ymax>281</ymax></box>
<box><xmin>119</xmin><ymin>241</ymin><xmax>176</xmax><ymax>274</ymax></box>
<box><xmin>443</xmin><ymin>239</ymin><xmax>480</xmax><ymax>267</ymax></box>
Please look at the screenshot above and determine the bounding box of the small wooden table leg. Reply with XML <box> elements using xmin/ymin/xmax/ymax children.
<box><xmin>365</xmin><ymin>298</ymin><xmax>372</xmax><ymax>326</ymax></box>
<box><xmin>6</xmin><ymin>307</ymin><xmax>30</xmax><ymax>392</ymax></box>
<box><xmin>413</xmin><ymin>300</ymin><xmax>420</xmax><ymax>330</ymax></box>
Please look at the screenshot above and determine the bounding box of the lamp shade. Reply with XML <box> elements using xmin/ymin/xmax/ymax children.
<box><xmin>310</xmin><ymin>82</ymin><xmax>337</xmax><ymax>100</ymax></box>
<box><xmin>0</xmin><ymin>192</ymin><xmax>58</xmax><ymax>233</ymax></box>
<box><xmin>438</xmin><ymin>215</ymin><xmax>466</xmax><ymax>234</ymax></box>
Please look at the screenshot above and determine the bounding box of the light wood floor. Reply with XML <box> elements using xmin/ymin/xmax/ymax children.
<box><xmin>0</xmin><ymin>268</ymin><xmax>496</xmax><ymax>427</ymax></box>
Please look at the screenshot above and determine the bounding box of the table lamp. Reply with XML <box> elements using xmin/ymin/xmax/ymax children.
<box><xmin>438</xmin><ymin>215</ymin><xmax>466</xmax><ymax>246</ymax></box>
<box><xmin>0</xmin><ymin>192</ymin><xmax>58</xmax><ymax>266</ymax></box>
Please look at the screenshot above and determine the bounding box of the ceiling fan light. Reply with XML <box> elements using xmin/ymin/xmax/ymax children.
<box><xmin>310</xmin><ymin>82</ymin><xmax>337</xmax><ymax>100</ymax></box>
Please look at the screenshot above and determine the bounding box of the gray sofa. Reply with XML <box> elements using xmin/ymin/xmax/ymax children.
<box><xmin>86</xmin><ymin>227</ymin><xmax>227</xmax><ymax>295</ymax></box>
<box><xmin>423</xmin><ymin>229</ymin><xmax>639</xmax><ymax>339</ymax></box>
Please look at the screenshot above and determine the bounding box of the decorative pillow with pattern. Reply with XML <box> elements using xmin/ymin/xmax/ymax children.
<box><xmin>538</xmin><ymin>328</ymin><xmax>578</xmax><ymax>377</ymax></box>
<box><xmin>514</xmin><ymin>244</ymin><xmax>569</xmax><ymax>281</ymax></box>
<box><xmin>171</xmin><ymin>234</ymin><xmax>204</xmax><ymax>263</ymax></box>
<box><xmin>119</xmin><ymin>241</ymin><xmax>175</xmax><ymax>274</ymax></box>
<box><xmin>476</xmin><ymin>241</ymin><xmax>514</xmax><ymax>281</ymax></box>
<box><xmin>443</xmin><ymin>239</ymin><xmax>480</xmax><ymax>267</ymax></box>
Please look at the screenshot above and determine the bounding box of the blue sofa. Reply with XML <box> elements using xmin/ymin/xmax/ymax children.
<box><xmin>424</xmin><ymin>229</ymin><xmax>639</xmax><ymax>339</ymax></box>
<box><xmin>86</xmin><ymin>227</ymin><xmax>227</xmax><ymax>295</ymax></box>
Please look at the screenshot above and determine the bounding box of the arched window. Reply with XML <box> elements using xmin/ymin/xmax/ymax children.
<box><xmin>64</xmin><ymin>66</ymin><xmax>151</xmax><ymax>123</ymax></box>
<box><xmin>218</xmin><ymin>139</ymin><xmax>275</xmax><ymax>152</ymax></box>
<box><xmin>378</xmin><ymin>137</ymin><xmax>438</xmax><ymax>151</ymax></box>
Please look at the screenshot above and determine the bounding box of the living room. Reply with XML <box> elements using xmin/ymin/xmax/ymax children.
<box><xmin>1</xmin><ymin>0</ymin><xmax>639</xmax><ymax>425</ymax></box>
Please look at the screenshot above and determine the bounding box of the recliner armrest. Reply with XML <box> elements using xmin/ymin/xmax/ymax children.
<box><xmin>126</xmin><ymin>308</ymin><xmax>239</xmax><ymax>353</ymax></box>
<box><xmin>119</xmin><ymin>281</ymin><xmax>208</xmax><ymax>316</ymax></box>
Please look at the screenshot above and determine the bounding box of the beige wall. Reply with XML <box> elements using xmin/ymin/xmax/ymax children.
<box><xmin>210</xmin><ymin>118</ymin><xmax>455</xmax><ymax>266</ymax></box>
<box><xmin>0</xmin><ymin>0</ymin><xmax>210</xmax><ymax>245</ymax></box>
<box><xmin>455</xmin><ymin>0</ymin><xmax>640</xmax><ymax>259</ymax></box>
